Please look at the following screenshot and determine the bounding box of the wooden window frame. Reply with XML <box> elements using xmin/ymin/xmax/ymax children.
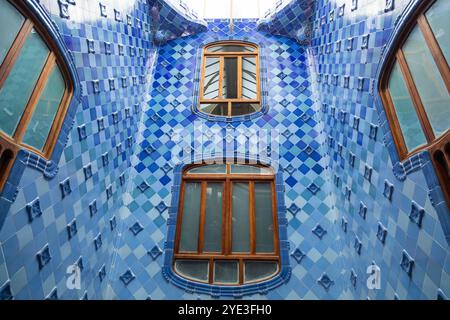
<box><xmin>379</xmin><ymin>0</ymin><xmax>450</xmax><ymax>209</ymax></box>
<box><xmin>0</xmin><ymin>0</ymin><xmax>73</xmax><ymax>192</ymax></box>
<box><xmin>174</xmin><ymin>163</ymin><xmax>280</xmax><ymax>285</ymax></box>
<box><xmin>199</xmin><ymin>41</ymin><xmax>261</xmax><ymax>117</ymax></box>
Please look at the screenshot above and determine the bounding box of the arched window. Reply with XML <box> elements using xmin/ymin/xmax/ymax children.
<box><xmin>199</xmin><ymin>41</ymin><xmax>260</xmax><ymax>117</ymax></box>
<box><xmin>0</xmin><ymin>0</ymin><xmax>72</xmax><ymax>191</ymax></box>
<box><xmin>379</xmin><ymin>0</ymin><xmax>450</xmax><ymax>208</ymax></box>
<box><xmin>174</xmin><ymin>163</ymin><xmax>280</xmax><ymax>285</ymax></box>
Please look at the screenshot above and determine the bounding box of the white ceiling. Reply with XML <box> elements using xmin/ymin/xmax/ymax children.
<box><xmin>170</xmin><ymin>0</ymin><xmax>283</xmax><ymax>19</ymax></box>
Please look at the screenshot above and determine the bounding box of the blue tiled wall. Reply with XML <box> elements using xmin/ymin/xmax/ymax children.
<box><xmin>109</xmin><ymin>18</ymin><xmax>348</xmax><ymax>299</ymax></box>
<box><xmin>310</xmin><ymin>0</ymin><xmax>450</xmax><ymax>299</ymax></box>
<box><xmin>1</xmin><ymin>0</ymin><xmax>449</xmax><ymax>300</ymax></box>
<box><xmin>0</xmin><ymin>0</ymin><xmax>157</xmax><ymax>300</ymax></box>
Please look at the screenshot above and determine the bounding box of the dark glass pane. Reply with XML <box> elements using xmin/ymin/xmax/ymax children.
<box><xmin>187</xmin><ymin>164</ymin><xmax>227</xmax><ymax>174</ymax></box>
<box><xmin>179</xmin><ymin>182</ymin><xmax>201</xmax><ymax>252</ymax></box>
<box><xmin>231</xmin><ymin>103</ymin><xmax>260</xmax><ymax>116</ymax></box>
<box><xmin>213</xmin><ymin>260</ymin><xmax>238</xmax><ymax>284</ymax></box>
<box><xmin>254</xmin><ymin>182</ymin><xmax>274</xmax><ymax>253</ymax></box>
<box><xmin>207</xmin><ymin>45</ymin><xmax>255</xmax><ymax>53</ymax></box>
<box><xmin>244</xmin><ymin>261</ymin><xmax>278</xmax><ymax>283</ymax></box>
<box><xmin>204</xmin><ymin>182</ymin><xmax>223</xmax><ymax>253</ymax></box>
<box><xmin>232</xmin><ymin>182</ymin><xmax>250</xmax><ymax>253</ymax></box>
<box><xmin>230</xmin><ymin>164</ymin><xmax>272</xmax><ymax>175</ymax></box>
<box><xmin>174</xmin><ymin>260</ymin><xmax>209</xmax><ymax>282</ymax></box>
<box><xmin>223</xmin><ymin>58</ymin><xmax>237</xmax><ymax>99</ymax></box>
<box><xmin>199</xmin><ymin>103</ymin><xmax>228</xmax><ymax>116</ymax></box>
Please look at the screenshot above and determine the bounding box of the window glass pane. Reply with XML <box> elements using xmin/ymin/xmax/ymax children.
<box><xmin>204</xmin><ymin>183</ymin><xmax>223</xmax><ymax>253</ymax></box>
<box><xmin>230</xmin><ymin>164</ymin><xmax>272</xmax><ymax>175</ymax></box>
<box><xmin>179</xmin><ymin>182</ymin><xmax>201</xmax><ymax>252</ymax></box>
<box><xmin>174</xmin><ymin>260</ymin><xmax>209</xmax><ymax>282</ymax></box>
<box><xmin>213</xmin><ymin>260</ymin><xmax>238</xmax><ymax>284</ymax></box>
<box><xmin>223</xmin><ymin>57</ymin><xmax>237</xmax><ymax>99</ymax></box>
<box><xmin>22</xmin><ymin>66</ymin><xmax>65</xmax><ymax>151</ymax></box>
<box><xmin>426</xmin><ymin>0</ymin><xmax>450</xmax><ymax>65</ymax></box>
<box><xmin>388</xmin><ymin>62</ymin><xmax>427</xmax><ymax>151</ymax></box>
<box><xmin>231</xmin><ymin>103</ymin><xmax>260</xmax><ymax>116</ymax></box>
<box><xmin>402</xmin><ymin>25</ymin><xmax>450</xmax><ymax>137</ymax></box>
<box><xmin>0</xmin><ymin>29</ymin><xmax>49</xmax><ymax>137</ymax></box>
<box><xmin>254</xmin><ymin>182</ymin><xmax>274</xmax><ymax>253</ymax></box>
<box><xmin>207</xmin><ymin>45</ymin><xmax>255</xmax><ymax>53</ymax></box>
<box><xmin>199</xmin><ymin>103</ymin><xmax>228</xmax><ymax>116</ymax></box>
<box><xmin>187</xmin><ymin>164</ymin><xmax>227</xmax><ymax>174</ymax></box>
<box><xmin>232</xmin><ymin>182</ymin><xmax>250</xmax><ymax>253</ymax></box>
<box><xmin>0</xmin><ymin>0</ymin><xmax>25</xmax><ymax>66</ymax></box>
<box><xmin>203</xmin><ymin>57</ymin><xmax>220</xmax><ymax>99</ymax></box>
<box><xmin>242</xmin><ymin>57</ymin><xmax>258</xmax><ymax>99</ymax></box>
<box><xmin>244</xmin><ymin>261</ymin><xmax>278</xmax><ymax>283</ymax></box>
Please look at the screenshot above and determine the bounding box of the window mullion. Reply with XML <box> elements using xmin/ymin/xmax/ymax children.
<box><xmin>417</xmin><ymin>14</ymin><xmax>450</xmax><ymax>94</ymax></box>
<box><xmin>249</xmin><ymin>181</ymin><xmax>256</xmax><ymax>254</ymax></box>
<box><xmin>197</xmin><ymin>181</ymin><xmax>207</xmax><ymax>253</ymax></box>
<box><xmin>237</xmin><ymin>56</ymin><xmax>242</xmax><ymax>99</ymax></box>
<box><xmin>271</xmin><ymin>181</ymin><xmax>279</xmax><ymax>256</ymax></box>
<box><xmin>13</xmin><ymin>52</ymin><xmax>56</xmax><ymax>143</ymax></box>
<box><xmin>396</xmin><ymin>50</ymin><xmax>435</xmax><ymax>143</ymax></box>
<box><xmin>219</xmin><ymin>56</ymin><xmax>224</xmax><ymax>99</ymax></box>
<box><xmin>0</xmin><ymin>19</ymin><xmax>33</xmax><ymax>89</ymax></box>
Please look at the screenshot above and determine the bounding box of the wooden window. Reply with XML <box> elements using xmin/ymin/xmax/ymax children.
<box><xmin>0</xmin><ymin>0</ymin><xmax>73</xmax><ymax>191</ymax></box>
<box><xmin>174</xmin><ymin>163</ymin><xmax>280</xmax><ymax>285</ymax></box>
<box><xmin>199</xmin><ymin>41</ymin><xmax>261</xmax><ymax>117</ymax></box>
<box><xmin>380</xmin><ymin>0</ymin><xmax>450</xmax><ymax>209</ymax></box>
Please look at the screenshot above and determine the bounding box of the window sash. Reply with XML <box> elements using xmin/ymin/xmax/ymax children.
<box><xmin>200</xmin><ymin>42</ymin><xmax>261</xmax><ymax>117</ymax></box>
<box><xmin>174</xmin><ymin>164</ymin><xmax>279</xmax><ymax>285</ymax></box>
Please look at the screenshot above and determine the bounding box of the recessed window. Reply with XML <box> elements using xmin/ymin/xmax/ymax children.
<box><xmin>0</xmin><ymin>0</ymin><xmax>72</xmax><ymax>191</ymax></box>
<box><xmin>199</xmin><ymin>41</ymin><xmax>261</xmax><ymax>117</ymax></box>
<box><xmin>174</xmin><ymin>163</ymin><xmax>280</xmax><ymax>285</ymax></box>
<box><xmin>380</xmin><ymin>0</ymin><xmax>450</xmax><ymax>209</ymax></box>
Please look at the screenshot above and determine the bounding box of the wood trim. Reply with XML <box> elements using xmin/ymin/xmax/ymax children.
<box><xmin>418</xmin><ymin>14</ymin><xmax>450</xmax><ymax>94</ymax></box>
<box><xmin>0</xmin><ymin>19</ymin><xmax>33</xmax><ymax>89</ymax></box>
<box><xmin>174</xmin><ymin>253</ymin><xmax>279</xmax><ymax>260</ymax></box>
<box><xmin>380</xmin><ymin>83</ymin><xmax>410</xmax><ymax>159</ymax></box>
<box><xmin>200</xmin><ymin>41</ymin><xmax>261</xmax><ymax>116</ymax></box>
<box><xmin>396</xmin><ymin>50</ymin><xmax>435</xmax><ymax>143</ymax></box>
<box><xmin>174</xmin><ymin>164</ymin><xmax>280</xmax><ymax>285</ymax></box>
<box><xmin>219</xmin><ymin>56</ymin><xmax>224</xmax><ymax>99</ymax></box>
<box><xmin>13</xmin><ymin>53</ymin><xmax>55</xmax><ymax>142</ymax></box>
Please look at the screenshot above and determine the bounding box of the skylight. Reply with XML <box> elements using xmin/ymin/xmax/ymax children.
<box><xmin>169</xmin><ymin>0</ymin><xmax>284</xmax><ymax>19</ymax></box>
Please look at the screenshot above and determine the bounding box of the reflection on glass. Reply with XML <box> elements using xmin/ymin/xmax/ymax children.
<box><xmin>232</xmin><ymin>182</ymin><xmax>250</xmax><ymax>253</ymax></box>
<box><xmin>242</xmin><ymin>57</ymin><xmax>258</xmax><ymax>99</ymax></box>
<box><xmin>207</xmin><ymin>45</ymin><xmax>255</xmax><ymax>53</ymax></box>
<box><xmin>203</xmin><ymin>57</ymin><xmax>220</xmax><ymax>99</ymax></box>
<box><xmin>0</xmin><ymin>0</ymin><xmax>25</xmax><ymax>66</ymax></box>
<box><xmin>402</xmin><ymin>25</ymin><xmax>450</xmax><ymax>137</ymax></box>
<box><xmin>204</xmin><ymin>183</ymin><xmax>223</xmax><ymax>252</ymax></box>
<box><xmin>179</xmin><ymin>182</ymin><xmax>201</xmax><ymax>252</ymax></box>
<box><xmin>231</xmin><ymin>103</ymin><xmax>260</xmax><ymax>116</ymax></box>
<box><xmin>254</xmin><ymin>182</ymin><xmax>274</xmax><ymax>253</ymax></box>
<box><xmin>230</xmin><ymin>164</ymin><xmax>272</xmax><ymax>175</ymax></box>
<box><xmin>244</xmin><ymin>261</ymin><xmax>278</xmax><ymax>283</ymax></box>
<box><xmin>214</xmin><ymin>261</ymin><xmax>238</xmax><ymax>284</ymax></box>
<box><xmin>223</xmin><ymin>57</ymin><xmax>237</xmax><ymax>99</ymax></box>
<box><xmin>187</xmin><ymin>164</ymin><xmax>227</xmax><ymax>174</ymax></box>
<box><xmin>0</xmin><ymin>29</ymin><xmax>49</xmax><ymax>137</ymax></box>
<box><xmin>174</xmin><ymin>260</ymin><xmax>209</xmax><ymax>282</ymax></box>
<box><xmin>388</xmin><ymin>62</ymin><xmax>427</xmax><ymax>151</ymax></box>
<box><xmin>23</xmin><ymin>66</ymin><xmax>65</xmax><ymax>151</ymax></box>
<box><xmin>426</xmin><ymin>0</ymin><xmax>450</xmax><ymax>65</ymax></box>
<box><xmin>199</xmin><ymin>103</ymin><xmax>228</xmax><ymax>116</ymax></box>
